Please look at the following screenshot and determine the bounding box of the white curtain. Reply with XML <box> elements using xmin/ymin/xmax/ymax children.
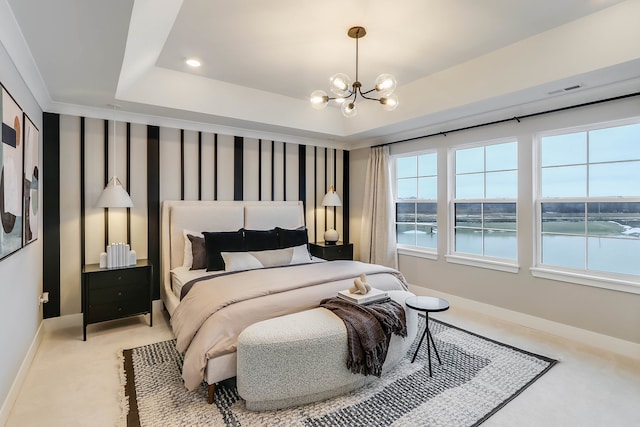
<box><xmin>360</xmin><ymin>146</ymin><xmax>397</xmax><ymax>268</ymax></box>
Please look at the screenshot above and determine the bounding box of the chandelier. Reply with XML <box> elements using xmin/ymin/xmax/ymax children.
<box><xmin>310</xmin><ymin>26</ymin><xmax>398</xmax><ymax>118</ymax></box>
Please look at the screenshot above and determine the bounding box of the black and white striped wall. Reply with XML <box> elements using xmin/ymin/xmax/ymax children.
<box><xmin>43</xmin><ymin>113</ymin><xmax>349</xmax><ymax>318</ymax></box>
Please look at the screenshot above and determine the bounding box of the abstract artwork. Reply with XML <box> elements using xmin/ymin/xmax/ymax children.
<box><xmin>1</xmin><ymin>85</ymin><xmax>23</xmax><ymax>259</ymax></box>
<box><xmin>23</xmin><ymin>115</ymin><xmax>38</xmax><ymax>245</ymax></box>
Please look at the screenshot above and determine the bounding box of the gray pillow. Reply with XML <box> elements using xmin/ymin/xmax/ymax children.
<box><xmin>187</xmin><ymin>234</ymin><xmax>207</xmax><ymax>270</ymax></box>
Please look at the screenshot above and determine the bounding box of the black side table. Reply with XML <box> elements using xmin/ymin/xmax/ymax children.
<box><xmin>82</xmin><ymin>260</ymin><xmax>153</xmax><ymax>340</ymax></box>
<box><xmin>309</xmin><ymin>242</ymin><xmax>353</xmax><ymax>261</ymax></box>
<box><xmin>405</xmin><ymin>296</ymin><xmax>450</xmax><ymax>376</ymax></box>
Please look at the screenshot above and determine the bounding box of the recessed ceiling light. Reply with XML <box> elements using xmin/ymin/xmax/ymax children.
<box><xmin>185</xmin><ymin>58</ymin><xmax>201</xmax><ymax>68</ymax></box>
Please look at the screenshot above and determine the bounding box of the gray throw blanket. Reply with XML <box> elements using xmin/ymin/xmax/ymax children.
<box><xmin>320</xmin><ymin>297</ymin><xmax>407</xmax><ymax>377</ymax></box>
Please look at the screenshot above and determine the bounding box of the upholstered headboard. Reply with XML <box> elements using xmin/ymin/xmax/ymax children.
<box><xmin>160</xmin><ymin>200</ymin><xmax>305</xmax><ymax>311</ymax></box>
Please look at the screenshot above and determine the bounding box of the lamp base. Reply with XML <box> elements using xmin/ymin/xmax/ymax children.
<box><xmin>324</xmin><ymin>229</ymin><xmax>339</xmax><ymax>245</ymax></box>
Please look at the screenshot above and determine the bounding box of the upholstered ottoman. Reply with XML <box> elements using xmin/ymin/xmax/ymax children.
<box><xmin>236</xmin><ymin>290</ymin><xmax>418</xmax><ymax>411</ymax></box>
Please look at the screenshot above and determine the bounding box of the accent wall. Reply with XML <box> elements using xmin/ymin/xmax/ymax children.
<box><xmin>49</xmin><ymin>115</ymin><xmax>348</xmax><ymax>316</ymax></box>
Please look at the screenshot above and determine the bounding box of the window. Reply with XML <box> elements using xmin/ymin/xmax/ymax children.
<box><xmin>394</xmin><ymin>153</ymin><xmax>437</xmax><ymax>252</ymax></box>
<box><xmin>451</xmin><ymin>140</ymin><xmax>518</xmax><ymax>261</ymax></box>
<box><xmin>538</xmin><ymin>121</ymin><xmax>640</xmax><ymax>279</ymax></box>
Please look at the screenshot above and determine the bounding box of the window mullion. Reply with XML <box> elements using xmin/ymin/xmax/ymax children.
<box><xmin>414</xmin><ymin>202</ymin><xmax>418</xmax><ymax>246</ymax></box>
<box><xmin>481</xmin><ymin>202</ymin><xmax>485</xmax><ymax>256</ymax></box>
<box><xmin>584</xmin><ymin>201</ymin><xmax>589</xmax><ymax>272</ymax></box>
<box><xmin>586</xmin><ymin>130</ymin><xmax>590</xmax><ymax>198</ymax></box>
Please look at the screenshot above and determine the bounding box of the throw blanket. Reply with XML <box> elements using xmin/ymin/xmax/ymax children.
<box><xmin>320</xmin><ymin>297</ymin><xmax>407</xmax><ymax>377</ymax></box>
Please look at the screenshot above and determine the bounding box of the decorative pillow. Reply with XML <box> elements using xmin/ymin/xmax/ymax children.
<box><xmin>203</xmin><ymin>230</ymin><xmax>246</xmax><ymax>271</ymax></box>
<box><xmin>276</xmin><ymin>226</ymin><xmax>309</xmax><ymax>249</ymax></box>
<box><xmin>182</xmin><ymin>230</ymin><xmax>204</xmax><ymax>269</ymax></box>
<box><xmin>221</xmin><ymin>244</ymin><xmax>312</xmax><ymax>272</ymax></box>
<box><xmin>187</xmin><ymin>234</ymin><xmax>207</xmax><ymax>270</ymax></box>
<box><xmin>243</xmin><ymin>228</ymin><xmax>280</xmax><ymax>251</ymax></box>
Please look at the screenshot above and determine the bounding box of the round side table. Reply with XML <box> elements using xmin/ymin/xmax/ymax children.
<box><xmin>405</xmin><ymin>296</ymin><xmax>450</xmax><ymax>376</ymax></box>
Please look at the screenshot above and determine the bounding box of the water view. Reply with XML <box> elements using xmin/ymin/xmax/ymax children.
<box><xmin>396</xmin><ymin>202</ymin><xmax>640</xmax><ymax>277</ymax></box>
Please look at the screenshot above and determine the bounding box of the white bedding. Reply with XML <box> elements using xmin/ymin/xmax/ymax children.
<box><xmin>170</xmin><ymin>256</ymin><xmax>325</xmax><ymax>298</ymax></box>
<box><xmin>170</xmin><ymin>266</ymin><xmax>218</xmax><ymax>298</ymax></box>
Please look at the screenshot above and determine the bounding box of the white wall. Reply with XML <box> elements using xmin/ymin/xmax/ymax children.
<box><xmin>351</xmin><ymin>96</ymin><xmax>640</xmax><ymax>345</ymax></box>
<box><xmin>0</xmin><ymin>39</ymin><xmax>43</xmax><ymax>416</ymax></box>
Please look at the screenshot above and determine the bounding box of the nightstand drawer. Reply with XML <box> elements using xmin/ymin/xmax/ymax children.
<box><xmin>331</xmin><ymin>246</ymin><xmax>351</xmax><ymax>257</ymax></box>
<box><xmin>87</xmin><ymin>268</ymin><xmax>147</xmax><ymax>288</ymax></box>
<box><xmin>87</xmin><ymin>299</ymin><xmax>149</xmax><ymax>323</ymax></box>
<box><xmin>88</xmin><ymin>282</ymin><xmax>148</xmax><ymax>305</ymax></box>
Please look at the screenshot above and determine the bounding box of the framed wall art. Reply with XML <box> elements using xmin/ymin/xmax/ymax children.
<box><xmin>1</xmin><ymin>84</ymin><xmax>24</xmax><ymax>260</ymax></box>
<box><xmin>23</xmin><ymin>114</ymin><xmax>39</xmax><ymax>245</ymax></box>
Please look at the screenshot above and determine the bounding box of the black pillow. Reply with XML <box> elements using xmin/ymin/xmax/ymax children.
<box><xmin>243</xmin><ymin>228</ymin><xmax>280</xmax><ymax>251</ymax></box>
<box><xmin>276</xmin><ymin>226</ymin><xmax>309</xmax><ymax>249</ymax></box>
<box><xmin>203</xmin><ymin>231</ymin><xmax>246</xmax><ymax>271</ymax></box>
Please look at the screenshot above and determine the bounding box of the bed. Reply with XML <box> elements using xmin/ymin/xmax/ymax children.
<box><xmin>161</xmin><ymin>200</ymin><xmax>410</xmax><ymax>402</ymax></box>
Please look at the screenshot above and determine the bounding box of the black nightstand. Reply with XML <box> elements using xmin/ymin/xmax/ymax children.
<box><xmin>82</xmin><ymin>259</ymin><xmax>153</xmax><ymax>340</ymax></box>
<box><xmin>309</xmin><ymin>242</ymin><xmax>354</xmax><ymax>261</ymax></box>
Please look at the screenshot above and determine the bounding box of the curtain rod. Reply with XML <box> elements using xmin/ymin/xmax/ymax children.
<box><xmin>372</xmin><ymin>91</ymin><xmax>640</xmax><ymax>148</ymax></box>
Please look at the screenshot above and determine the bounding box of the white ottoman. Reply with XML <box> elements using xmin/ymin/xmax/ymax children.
<box><xmin>236</xmin><ymin>290</ymin><xmax>418</xmax><ymax>411</ymax></box>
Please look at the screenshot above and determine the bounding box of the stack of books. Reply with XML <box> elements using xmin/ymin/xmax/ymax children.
<box><xmin>337</xmin><ymin>288</ymin><xmax>389</xmax><ymax>305</ymax></box>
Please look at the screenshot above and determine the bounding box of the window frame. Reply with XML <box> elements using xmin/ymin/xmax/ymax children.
<box><xmin>532</xmin><ymin>117</ymin><xmax>640</xmax><ymax>294</ymax></box>
<box><xmin>391</xmin><ymin>150</ymin><xmax>438</xmax><ymax>259</ymax></box>
<box><xmin>447</xmin><ymin>138</ymin><xmax>520</xmax><ymax>273</ymax></box>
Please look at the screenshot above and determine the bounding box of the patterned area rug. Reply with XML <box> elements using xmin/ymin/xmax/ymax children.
<box><xmin>121</xmin><ymin>318</ymin><xmax>556</xmax><ymax>426</ymax></box>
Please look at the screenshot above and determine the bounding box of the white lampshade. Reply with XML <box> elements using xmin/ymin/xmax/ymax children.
<box><xmin>96</xmin><ymin>177</ymin><xmax>133</xmax><ymax>208</ymax></box>
<box><xmin>322</xmin><ymin>185</ymin><xmax>342</xmax><ymax>207</ymax></box>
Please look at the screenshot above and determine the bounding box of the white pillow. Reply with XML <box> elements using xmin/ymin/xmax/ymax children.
<box><xmin>221</xmin><ymin>244</ymin><xmax>311</xmax><ymax>272</ymax></box>
<box><xmin>183</xmin><ymin>229</ymin><xmax>204</xmax><ymax>269</ymax></box>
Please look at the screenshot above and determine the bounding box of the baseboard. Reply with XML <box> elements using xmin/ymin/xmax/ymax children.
<box><xmin>408</xmin><ymin>284</ymin><xmax>640</xmax><ymax>360</ymax></box>
<box><xmin>0</xmin><ymin>321</ymin><xmax>44</xmax><ymax>426</ymax></box>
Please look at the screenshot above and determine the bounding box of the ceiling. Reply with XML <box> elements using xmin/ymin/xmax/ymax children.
<box><xmin>4</xmin><ymin>0</ymin><xmax>640</xmax><ymax>148</ymax></box>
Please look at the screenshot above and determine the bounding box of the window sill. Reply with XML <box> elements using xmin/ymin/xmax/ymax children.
<box><xmin>530</xmin><ymin>267</ymin><xmax>640</xmax><ymax>295</ymax></box>
<box><xmin>398</xmin><ymin>247</ymin><xmax>438</xmax><ymax>260</ymax></box>
<box><xmin>445</xmin><ymin>254</ymin><xmax>520</xmax><ymax>274</ymax></box>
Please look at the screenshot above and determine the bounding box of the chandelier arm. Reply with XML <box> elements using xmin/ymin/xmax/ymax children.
<box><xmin>357</xmin><ymin>86</ymin><xmax>380</xmax><ymax>101</ymax></box>
<box><xmin>359</xmin><ymin>92</ymin><xmax>382</xmax><ymax>101</ymax></box>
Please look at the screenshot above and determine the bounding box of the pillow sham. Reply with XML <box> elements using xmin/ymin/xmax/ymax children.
<box><xmin>221</xmin><ymin>244</ymin><xmax>311</xmax><ymax>272</ymax></box>
<box><xmin>203</xmin><ymin>230</ymin><xmax>246</xmax><ymax>271</ymax></box>
<box><xmin>276</xmin><ymin>226</ymin><xmax>309</xmax><ymax>249</ymax></box>
<box><xmin>243</xmin><ymin>228</ymin><xmax>279</xmax><ymax>251</ymax></box>
<box><xmin>187</xmin><ymin>234</ymin><xmax>207</xmax><ymax>270</ymax></box>
<box><xmin>182</xmin><ymin>230</ymin><xmax>204</xmax><ymax>269</ymax></box>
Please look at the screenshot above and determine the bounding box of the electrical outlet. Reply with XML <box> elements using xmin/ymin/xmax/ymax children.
<box><xmin>39</xmin><ymin>292</ymin><xmax>49</xmax><ymax>305</ymax></box>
